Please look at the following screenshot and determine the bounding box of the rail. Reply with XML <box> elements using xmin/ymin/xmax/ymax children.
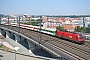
<box><xmin>0</xmin><ymin>25</ymin><xmax>90</xmax><ymax>60</ymax></box>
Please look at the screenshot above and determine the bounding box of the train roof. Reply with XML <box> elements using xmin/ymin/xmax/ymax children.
<box><xmin>42</xmin><ymin>28</ymin><xmax>56</xmax><ymax>31</ymax></box>
<box><xmin>57</xmin><ymin>30</ymin><xmax>83</xmax><ymax>35</ymax></box>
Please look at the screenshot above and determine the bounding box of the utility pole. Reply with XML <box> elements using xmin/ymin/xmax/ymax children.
<box><xmin>29</xmin><ymin>16</ymin><xmax>31</xmax><ymax>25</ymax></box>
<box><xmin>17</xmin><ymin>17</ymin><xmax>18</xmax><ymax>24</ymax></box>
<box><xmin>0</xmin><ymin>17</ymin><xmax>1</xmax><ymax>25</ymax></box>
<box><xmin>83</xmin><ymin>17</ymin><xmax>85</xmax><ymax>39</ymax></box>
<box><xmin>18</xmin><ymin>16</ymin><xmax>20</xmax><ymax>32</ymax></box>
<box><xmin>8</xmin><ymin>16</ymin><xmax>9</xmax><ymax>25</ymax></box>
<box><xmin>22</xmin><ymin>16</ymin><xmax>23</xmax><ymax>21</ymax></box>
<box><xmin>47</xmin><ymin>16</ymin><xmax>49</xmax><ymax>27</ymax></box>
<box><xmin>39</xmin><ymin>16</ymin><xmax>42</xmax><ymax>44</ymax></box>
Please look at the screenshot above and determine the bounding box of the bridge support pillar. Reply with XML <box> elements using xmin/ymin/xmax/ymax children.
<box><xmin>0</xmin><ymin>29</ymin><xmax>2</xmax><ymax>35</ymax></box>
<box><xmin>27</xmin><ymin>40</ymin><xmax>36</xmax><ymax>53</ymax></box>
<box><xmin>6</xmin><ymin>31</ymin><xmax>11</xmax><ymax>38</ymax></box>
<box><xmin>14</xmin><ymin>34</ymin><xmax>21</xmax><ymax>43</ymax></box>
<box><xmin>27</xmin><ymin>40</ymin><xmax>42</xmax><ymax>53</ymax></box>
<box><xmin>1</xmin><ymin>29</ymin><xmax>6</xmax><ymax>37</ymax></box>
<box><xmin>10</xmin><ymin>32</ymin><xmax>15</xmax><ymax>40</ymax></box>
<box><xmin>28</xmin><ymin>41</ymin><xmax>35</xmax><ymax>50</ymax></box>
<box><xmin>20</xmin><ymin>37</ymin><xmax>25</xmax><ymax>41</ymax></box>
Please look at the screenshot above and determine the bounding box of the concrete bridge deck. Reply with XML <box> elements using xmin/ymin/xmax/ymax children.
<box><xmin>0</xmin><ymin>25</ymin><xmax>90</xmax><ymax>60</ymax></box>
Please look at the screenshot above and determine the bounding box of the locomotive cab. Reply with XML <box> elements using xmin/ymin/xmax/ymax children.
<box><xmin>76</xmin><ymin>34</ymin><xmax>84</xmax><ymax>43</ymax></box>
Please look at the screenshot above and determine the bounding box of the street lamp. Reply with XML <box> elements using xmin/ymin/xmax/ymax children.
<box><xmin>14</xmin><ymin>47</ymin><xmax>19</xmax><ymax>60</ymax></box>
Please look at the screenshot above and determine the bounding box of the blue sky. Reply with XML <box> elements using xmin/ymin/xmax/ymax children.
<box><xmin>0</xmin><ymin>0</ymin><xmax>90</xmax><ymax>15</ymax></box>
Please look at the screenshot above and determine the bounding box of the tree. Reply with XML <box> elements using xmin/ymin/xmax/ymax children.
<box><xmin>56</xmin><ymin>26</ymin><xmax>64</xmax><ymax>31</ymax></box>
<box><xmin>31</xmin><ymin>19</ymin><xmax>42</xmax><ymax>26</ymax></box>
<box><xmin>74</xmin><ymin>26</ymin><xmax>83</xmax><ymax>32</ymax></box>
<box><xmin>22</xmin><ymin>19</ymin><xmax>42</xmax><ymax>26</ymax></box>
<box><xmin>86</xmin><ymin>28</ymin><xmax>90</xmax><ymax>33</ymax></box>
<box><xmin>31</xmin><ymin>19</ymin><xmax>35</xmax><ymax>25</ymax></box>
<box><xmin>75</xmin><ymin>26</ymin><xmax>90</xmax><ymax>33</ymax></box>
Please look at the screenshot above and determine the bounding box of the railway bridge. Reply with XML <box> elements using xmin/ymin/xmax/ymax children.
<box><xmin>0</xmin><ymin>25</ymin><xmax>90</xmax><ymax>60</ymax></box>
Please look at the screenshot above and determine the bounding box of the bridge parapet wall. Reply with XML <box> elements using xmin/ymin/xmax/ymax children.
<box><xmin>0</xmin><ymin>29</ymin><xmax>2</xmax><ymax>35</ymax></box>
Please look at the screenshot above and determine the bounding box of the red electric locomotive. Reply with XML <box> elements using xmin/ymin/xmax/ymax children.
<box><xmin>56</xmin><ymin>30</ymin><xmax>84</xmax><ymax>43</ymax></box>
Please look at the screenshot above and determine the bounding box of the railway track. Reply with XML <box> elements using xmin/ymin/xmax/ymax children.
<box><xmin>45</xmin><ymin>40</ymin><xmax>90</xmax><ymax>60</ymax></box>
<box><xmin>41</xmin><ymin>34</ymin><xmax>90</xmax><ymax>60</ymax></box>
<box><xmin>1</xmin><ymin>25</ymin><xmax>90</xmax><ymax>60</ymax></box>
<box><xmin>81</xmin><ymin>40</ymin><xmax>90</xmax><ymax>48</ymax></box>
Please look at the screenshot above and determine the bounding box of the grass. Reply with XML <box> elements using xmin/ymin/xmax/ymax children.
<box><xmin>0</xmin><ymin>45</ymin><xmax>9</xmax><ymax>50</ymax></box>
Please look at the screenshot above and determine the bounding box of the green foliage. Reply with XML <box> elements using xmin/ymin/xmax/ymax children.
<box><xmin>74</xmin><ymin>26</ymin><xmax>83</xmax><ymax>32</ymax></box>
<box><xmin>22</xmin><ymin>19</ymin><xmax>42</xmax><ymax>26</ymax></box>
<box><xmin>25</xmin><ymin>22</ymin><xmax>31</xmax><ymax>25</ymax></box>
<box><xmin>75</xmin><ymin>26</ymin><xmax>90</xmax><ymax>33</ymax></box>
<box><xmin>86</xmin><ymin>28</ymin><xmax>90</xmax><ymax>33</ymax></box>
<box><xmin>56</xmin><ymin>26</ymin><xmax>64</xmax><ymax>31</ymax></box>
<box><xmin>31</xmin><ymin>19</ymin><xmax>42</xmax><ymax>26</ymax></box>
<box><xmin>0</xmin><ymin>45</ymin><xmax>8</xmax><ymax>49</ymax></box>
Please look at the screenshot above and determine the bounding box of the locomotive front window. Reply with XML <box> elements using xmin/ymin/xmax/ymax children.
<box><xmin>79</xmin><ymin>36</ymin><xmax>83</xmax><ymax>38</ymax></box>
<box><xmin>78</xmin><ymin>35</ymin><xmax>83</xmax><ymax>39</ymax></box>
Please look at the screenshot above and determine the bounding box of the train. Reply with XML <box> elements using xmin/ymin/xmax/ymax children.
<box><xmin>5</xmin><ymin>22</ymin><xmax>84</xmax><ymax>43</ymax></box>
<box><xmin>56</xmin><ymin>30</ymin><xmax>84</xmax><ymax>43</ymax></box>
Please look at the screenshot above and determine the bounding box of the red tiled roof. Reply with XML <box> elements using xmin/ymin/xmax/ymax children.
<box><xmin>46</xmin><ymin>26</ymin><xmax>57</xmax><ymax>28</ymax></box>
<box><xmin>62</xmin><ymin>20</ymin><xmax>66</xmax><ymax>22</ymax></box>
<box><xmin>63</xmin><ymin>24</ymin><xmax>78</xmax><ymax>30</ymax></box>
<box><xmin>55</xmin><ymin>18</ymin><xmax>60</xmax><ymax>20</ymax></box>
<box><xmin>42</xmin><ymin>18</ymin><xmax>47</xmax><ymax>20</ymax></box>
